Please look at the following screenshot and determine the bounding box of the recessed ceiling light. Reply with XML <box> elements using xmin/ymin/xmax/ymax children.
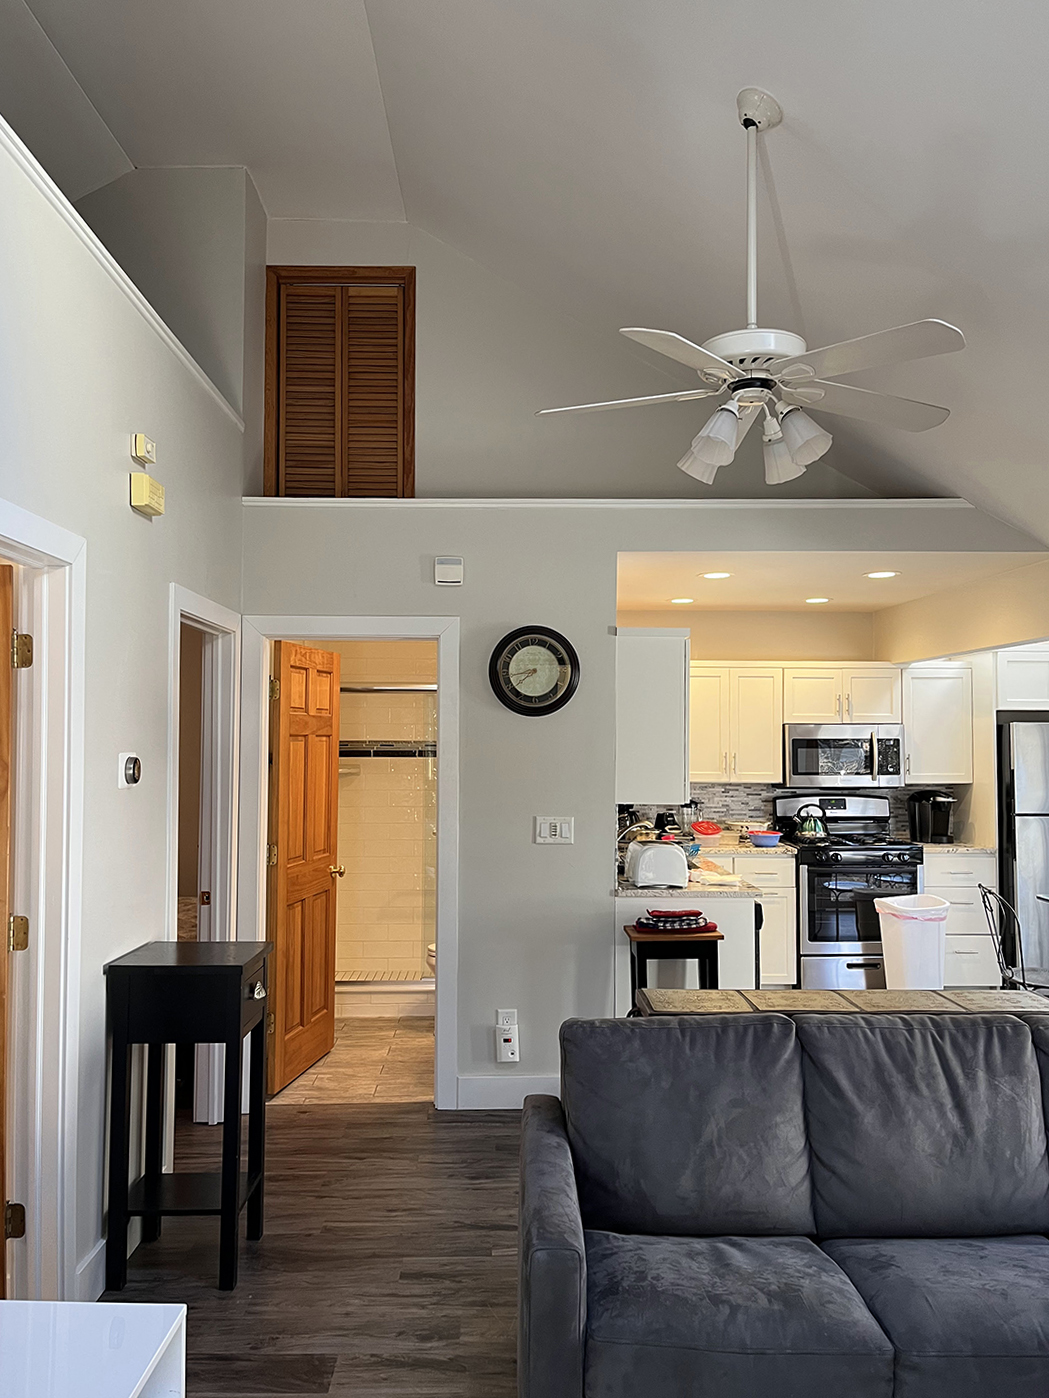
<box><xmin>670</xmin><ymin>597</ymin><xmax>694</xmax><ymax>605</ymax></box>
<box><xmin>701</xmin><ymin>572</ymin><xmax>732</xmax><ymax>579</ymax></box>
<box><xmin>865</xmin><ymin>571</ymin><xmax>899</xmax><ymax>579</ymax></box>
<box><xmin>805</xmin><ymin>597</ymin><xmax>831</xmax><ymax>604</ymax></box>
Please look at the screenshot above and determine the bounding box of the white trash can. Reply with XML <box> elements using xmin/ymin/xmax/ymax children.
<box><xmin>875</xmin><ymin>894</ymin><xmax>950</xmax><ymax>990</ymax></box>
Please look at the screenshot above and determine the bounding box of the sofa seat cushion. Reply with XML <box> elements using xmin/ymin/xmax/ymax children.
<box><xmin>823</xmin><ymin>1236</ymin><xmax>1049</xmax><ymax>1398</ymax></box>
<box><xmin>584</xmin><ymin>1231</ymin><xmax>893</xmax><ymax>1398</ymax></box>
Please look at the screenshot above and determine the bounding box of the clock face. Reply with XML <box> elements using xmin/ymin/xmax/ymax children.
<box><xmin>489</xmin><ymin>627</ymin><xmax>580</xmax><ymax>715</ymax></box>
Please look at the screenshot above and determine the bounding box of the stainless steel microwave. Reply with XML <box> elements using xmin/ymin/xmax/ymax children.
<box><xmin>784</xmin><ymin>724</ymin><xmax>905</xmax><ymax>789</ymax></box>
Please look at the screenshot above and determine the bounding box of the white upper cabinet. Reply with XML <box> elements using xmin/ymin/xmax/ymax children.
<box><xmin>731</xmin><ymin>668</ymin><xmax>784</xmax><ymax>783</ymax></box>
<box><xmin>689</xmin><ymin>668</ymin><xmax>730</xmax><ymax>782</ymax></box>
<box><xmin>690</xmin><ymin>665</ymin><xmax>783</xmax><ymax>785</ymax></box>
<box><xmin>997</xmin><ymin>647</ymin><xmax>1049</xmax><ymax>710</ymax></box>
<box><xmin>783</xmin><ymin>666</ymin><xmax>902</xmax><ymax>723</ymax></box>
<box><xmin>783</xmin><ymin>668</ymin><xmax>843</xmax><ymax>722</ymax></box>
<box><xmin>616</xmin><ymin>631</ymin><xmax>690</xmax><ymax>804</ymax></box>
<box><xmin>903</xmin><ymin>666</ymin><xmax>973</xmax><ymax>783</ymax></box>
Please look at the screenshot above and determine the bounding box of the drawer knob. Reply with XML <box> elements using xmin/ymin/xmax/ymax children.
<box><xmin>247</xmin><ymin>981</ymin><xmax>267</xmax><ymax>1000</ymax></box>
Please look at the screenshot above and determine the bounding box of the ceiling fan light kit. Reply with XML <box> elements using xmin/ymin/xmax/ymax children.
<box><xmin>538</xmin><ymin>90</ymin><xmax>965</xmax><ymax>488</ymax></box>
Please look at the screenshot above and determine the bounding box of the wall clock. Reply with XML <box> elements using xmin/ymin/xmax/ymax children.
<box><xmin>489</xmin><ymin>626</ymin><xmax>580</xmax><ymax>716</ymax></box>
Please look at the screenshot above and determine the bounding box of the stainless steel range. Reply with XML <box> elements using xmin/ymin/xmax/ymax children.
<box><xmin>773</xmin><ymin>794</ymin><xmax>924</xmax><ymax>989</ymax></box>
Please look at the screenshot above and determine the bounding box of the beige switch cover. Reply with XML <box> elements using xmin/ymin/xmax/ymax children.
<box><xmin>130</xmin><ymin>472</ymin><xmax>165</xmax><ymax>517</ymax></box>
<box><xmin>130</xmin><ymin>432</ymin><xmax>156</xmax><ymax>465</ymax></box>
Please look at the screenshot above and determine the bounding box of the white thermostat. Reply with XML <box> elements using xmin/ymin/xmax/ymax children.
<box><xmin>434</xmin><ymin>556</ymin><xmax>464</xmax><ymax>586</ymax></box>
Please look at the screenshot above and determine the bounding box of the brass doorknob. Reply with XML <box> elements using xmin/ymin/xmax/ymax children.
<box><xmin>329</xmin><ymin>865</ymin><xmax>345</xmax><ymax>878</ymax></box>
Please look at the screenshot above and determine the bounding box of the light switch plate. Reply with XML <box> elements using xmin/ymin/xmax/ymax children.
<box><xmin>535</xmin><ymin>816</ymin><xmax>574</xmax><ymax>844</ymax></box>
<box><xmin>434</xmin><ymin>556</ymin><xmax>464</xmax><ymax>585</ymax></box>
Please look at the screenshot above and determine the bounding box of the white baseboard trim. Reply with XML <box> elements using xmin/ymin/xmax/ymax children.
<box><xmin>75</xmin><ymin>1237</ymin><xmax>106</xmax><ymax>1301</ymax></box>
<box><xmin>456</xmin><ymin>1074</ymin><xmax>559</xmax><ymax>1109</ymax></box>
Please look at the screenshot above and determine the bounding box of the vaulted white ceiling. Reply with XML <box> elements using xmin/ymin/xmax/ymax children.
<box><xmin>9</xmin><ymin>0</ymin><xmax>1049</xmax><ymax>536</ymax></box>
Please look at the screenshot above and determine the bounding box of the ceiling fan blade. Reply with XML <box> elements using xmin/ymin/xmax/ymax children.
<box><xmin>536</xmin><ymin>388</ymin><xmax>719</xmax><ymax>417</ymax></box>
<box><xmin>773</xmin><ymin>319</ymin><xmax>965</xmax><ymax>382</ymax></box>
<box><xmin>620</xmin><ymin>327</ymin><xmax>737</xmax><ymax>381</ymax></box>
<box><xmin>781</xmin><ymin>380</ymin><xmax>950</xmax><ymax>431</ymax></box>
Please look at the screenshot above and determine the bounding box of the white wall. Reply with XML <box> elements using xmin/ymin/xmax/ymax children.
<box><xmin>267</xmin><ymin>218</ymin><xmax>876</xmax><ymax>502</ymax></box>
<box><xmin>242</xmin><ymin>498</ymin><xmax>1037</xmax><ymax>1098</ymax></box>
<box><xmin>617</xmin><ymin>608</ymin><xmax>875</xmax><ymax>661</ymax></box>
<box><xmin>0</xmin><ymin>118</ymin><xmax>244</xmax><ymax>1290</ymax></box>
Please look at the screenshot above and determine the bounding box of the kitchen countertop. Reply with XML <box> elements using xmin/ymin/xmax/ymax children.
<box><xmin>694</xmin><ymin>833</ymin><xmax>796</xmax><ymax>858</ymax></box>
<box><xmin>923</xmin><ymin>844</ymin><xmax>996</xmax><ymax>855</ymax></box>
<box><xmin>616</xmin><ymin>879</ymin><xmax>763</xmax><ymax>899</ymax></box>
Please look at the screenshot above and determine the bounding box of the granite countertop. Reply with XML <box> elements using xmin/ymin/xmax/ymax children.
<box><xmin>615</xmin><ymin>879</ymin><xmax>762</xmax><ymax>900</ymax></box>
<box><xmin>923</xmin><ymin>844</ymin><xmax>996</xmax><ymax>855</ymax></box>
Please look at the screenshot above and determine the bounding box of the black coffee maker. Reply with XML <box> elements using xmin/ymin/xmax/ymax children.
<box><xmin>907</xmin><ymin>789</ymin><xmax>956</xmax><ymax>844</ymax></box>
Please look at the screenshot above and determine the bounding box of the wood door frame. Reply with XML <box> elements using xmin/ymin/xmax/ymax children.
<box><xmin>166</xmin><ymin>586</ymin><xmax>241</xmax><ymax>1128</ymax></box>
<box><xmin>0</xmin><ymin>499</ymin><xmax>85</xmax><ymax>1302</ymax></box>
<box><xmin>238</xmin><ymin>616</ymin><xmax>459</xmax><ymax>1110</ymax></box>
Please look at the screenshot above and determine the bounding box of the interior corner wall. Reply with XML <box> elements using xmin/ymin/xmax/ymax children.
<box><xmin>0</xmin><ymin>119</ymin><xmax>244</xmax><ymax>1293</ymax></box>
<box><xmin>242</xmin><ymin>172</ymin><xmax>267</xmax><ymax>495</ymax></box>
<box><xmin>616</xmin><ymin>609</ymin><xmax>875</xmax><ymax>661</ymax></box>
<box><xmin>874</xmin><ymin>558</ymin><xmax>1049</xmax><ymax>662</ymax></box>
<box><xmin>75</xmin><ymin>166</ymin><xmax>254</xmax><ymax>415</ymax></box>
<box><xmin>266</xmin><ymin>218</ymin><xmax>874</xmax><ymax>501</ymax></box>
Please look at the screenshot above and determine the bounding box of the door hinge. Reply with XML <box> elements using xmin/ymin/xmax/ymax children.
<box><xmin>266</xmin><ymin>844</ymin><xmax>278</xmax><ymax>867</ymax></box>
<box><xmin>266</xmin><ymin>1012</ymin><xmax>275</xmax><ymax>1035</ymax></box>
<box><xmin>268</xmin><ymin>677</ymin><xmax>280</xmax><ymax>701</ymax></box>
<box><xmin>7</xmin><ymin>915</ymin><xmax>28</xmax><ymax>952</ymax></box>
<box><xmin>4</xmin><ymin>1202</ymin><xmax>25</xmax><ymax>1240</ymax></box>
<box><xmin>11</xmin><ymin>631</ymin><xmax>32</xmax><ymax>669</ymax></box>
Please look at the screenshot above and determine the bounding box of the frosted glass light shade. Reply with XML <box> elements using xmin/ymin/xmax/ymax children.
<box><xmin>690</xmin><ymin>406</ymin><xmax>740</xmax><ymax>466</ymax></box>
<box><xmin>779</xmin><ymin>407</ymin><xmax>832</xmax><ymax>466</ymax></box>
<box><xmin>676</xmin><ymin>445</ymin><xmax>720</xmax><ymax>484</ymax></box>
<box><xmin>763</xmin><ymin>435</ymin><xmax>806</xmax><ymax>485</ymax></box>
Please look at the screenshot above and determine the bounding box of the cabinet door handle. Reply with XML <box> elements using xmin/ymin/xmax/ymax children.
<box><xmin>845</xmin><ymin>694</ymin><xmax>851</xmax><ymax>718</ymax></box>
<box><xmin>952</xmin><ymin>950</ymin><xmax>979</xmax><ymax>957</ymax></box>
<box><xmin>731</xmin><ymin>752</ymin><xmax>737</xmax><ymax>775</ymax></box>
<box><xmin>723</xmin><ymin>752</ymin><xmax>728</xmax><ymax>775</ymax></box>
<box><xmin>905</xmin><ymin>753</ymin><xmax>911</xmax><ymax>776</ymax></box>
<box><xmin>836</xmin><ymin>693</ymin><xmax>842</xmax><ymax>717</ymax></box>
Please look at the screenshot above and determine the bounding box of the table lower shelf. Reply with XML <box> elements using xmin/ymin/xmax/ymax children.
<box><xmin>127</xmin><ymin>1170</ymin><xmax>262</xmax><ymax>1217</ymax></box>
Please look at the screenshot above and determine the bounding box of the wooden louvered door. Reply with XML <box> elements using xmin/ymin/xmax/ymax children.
<box><xmin>265</xmin><ymin>267</ymin><xmax>415</xmax><ymax>498</ymax></box>
<box><xmin>267</xmin><ymin>643</ymin><xmax>341</xmax><ymax>1094</ymax></box>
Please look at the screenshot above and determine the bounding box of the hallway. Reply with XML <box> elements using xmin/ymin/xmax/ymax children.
<box><xmin>104</xmin><ymin>1098</ymin><xmax>520</xmax><ymax>1397</ymax></box>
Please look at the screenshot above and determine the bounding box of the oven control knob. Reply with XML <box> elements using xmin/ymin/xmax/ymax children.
<box><xmin>829</xmin><ymin>851</ymin><xmax>843</xmax><ymax>864</ymax></box>
<box><xmin>882</xmin><ymin>852</ymin><xmax>895</xmax><ymax>864</ymax></box>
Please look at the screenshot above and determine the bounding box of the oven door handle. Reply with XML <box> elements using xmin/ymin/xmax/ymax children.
<box><xmin>870</xmin><ymin>731</ymin><xmax>878</xmax><ymax>783</ymax></box>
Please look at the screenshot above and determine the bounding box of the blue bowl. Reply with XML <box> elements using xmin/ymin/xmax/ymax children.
<box><xmin>748</xmin><ymin>831</ymin><xmax>781</xmax><ymax>848</ymax></box>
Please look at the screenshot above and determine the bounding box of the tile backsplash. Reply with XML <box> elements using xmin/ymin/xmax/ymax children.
<box><xmin>626</xmin><ymin>783</ymin><xmax>965</xmax><ymax>836</ymax></box>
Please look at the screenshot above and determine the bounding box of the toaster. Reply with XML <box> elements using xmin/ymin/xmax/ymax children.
<box><xmin>623</xmin><ymin>840</ymin><xmax>689</xmax><ymax>888</ymax></box>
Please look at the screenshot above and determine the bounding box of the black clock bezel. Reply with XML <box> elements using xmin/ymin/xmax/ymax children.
<box><xmin>489</xmin><ymin>626</ymin><xmax>580</xmax><ymax>716</ymax></box>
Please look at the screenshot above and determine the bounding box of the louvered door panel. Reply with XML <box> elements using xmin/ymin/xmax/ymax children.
<box><xmin>279</xmin><ymin>285</ymin><xmax>340</xmax><ymax>497</ymax></box>
<box><xmin>344</xmin><ymin>285</ymin><xmax>403</xmax><ymax>496</ymax></box>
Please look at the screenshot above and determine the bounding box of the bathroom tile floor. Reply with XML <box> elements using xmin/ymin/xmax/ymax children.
<box><xmin>269</xmin><ymin>1016</ymin><xmax>435</xmax><ymax>1105</ymax></box>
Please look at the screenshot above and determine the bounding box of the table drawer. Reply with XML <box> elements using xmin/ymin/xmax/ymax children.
<box><xmin>733</xmin><ymin>857</ymin><xmax>796</xmax><ymax>889</ymax></box>
<box><xmin>921</xmin><ymin>853</ymin><xmax>996</xmax><ymax>888</ymax></box>
<box><xmin>923</xmin><ymin>886</ymin><xmax>990</xmax><ymax>936</ymax></box>
<box><xmin>944</xmin><ymin>934</ymin><xmax>1000</xmax><ymax>987</ymax></box>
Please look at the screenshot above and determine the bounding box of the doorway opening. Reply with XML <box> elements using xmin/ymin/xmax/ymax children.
<box><xmin>267</xmin><ymin>639</ymin><xmax>437</xmax><ymax>1105</ymax></box>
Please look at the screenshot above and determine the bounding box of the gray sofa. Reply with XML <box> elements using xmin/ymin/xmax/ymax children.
<box><xmin>519</xmin><ymin>1012</ymin><xmax>1049</xmax><ymax>1398</ymax></box>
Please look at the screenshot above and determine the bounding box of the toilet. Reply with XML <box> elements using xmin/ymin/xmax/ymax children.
<box><xmin>426</xmin><ymin>943</ymin><xmax>436</xmax><ymax>977</ymax></box>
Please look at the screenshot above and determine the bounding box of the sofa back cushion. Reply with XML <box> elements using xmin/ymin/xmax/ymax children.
<box><xmin>560</xmin><ymin>1016</ymin><xmax>815</xmax><ymax>1236</ymax></box>
<box><xmin>796</xmin><ymin>1014</ymin><xmax>1049</xmax><ymax>1238</ymax></box>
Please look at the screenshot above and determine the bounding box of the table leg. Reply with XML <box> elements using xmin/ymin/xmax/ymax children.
<box><xmin>142</xmin><ymin>1041</ymin><xmax>164</xmax><ymax>1243</ymax></box>
<box><xmin>218</xmin><ymin>1035</ymin><xmax>243</xmax><ymax>1290</ymax></box>
<box><xmin>246</xmin><ymin>1018</ymin><xmax>266</xmax><ymax>1241</ymax></box>
<box><xmin>105</xmin><ymin>1030</ymin><xmax>131</xmax><ymax>1291</ymax></box>
<box><xmin>628</xmin><ymin>943</ymin><xmax>640</xmax><ymax>1016</ymax></box>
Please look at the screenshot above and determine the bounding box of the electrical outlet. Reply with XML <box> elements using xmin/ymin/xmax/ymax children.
<box><xmin>496</xmin><ymin>1007</ymin><xmax>517</xmax><ymax>1029</ymax></box>
<box><xmin>535</xmin><ymin>816</ymin><xmax>574</xmax><ymax>844</ymax></box>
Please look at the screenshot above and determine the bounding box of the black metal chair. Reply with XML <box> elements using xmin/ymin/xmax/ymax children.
<box><xmin>978</xmin><ymin>884</ymin><xmax>1049</xmax><ymax>995</ymax></box>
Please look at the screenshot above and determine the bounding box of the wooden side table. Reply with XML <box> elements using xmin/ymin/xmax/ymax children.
<box><xmin>625</xmin><ymin>925</ymin><xmax>724</xmax><ymax>1014</ymax></box>
<box><xmin>104</xmin><ymin>940</ymin><xmax>272</xmax><ymax>1291</ymax></box>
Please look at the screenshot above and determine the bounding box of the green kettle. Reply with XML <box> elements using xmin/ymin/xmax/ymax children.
<box><xmin>794</xmin><ymin>803</ymin><xmax>829</xmax><ymax>843</ymax></box>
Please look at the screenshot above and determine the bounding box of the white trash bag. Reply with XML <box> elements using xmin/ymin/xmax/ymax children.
<box><xmin>874</xmin><ymin>894</ymin><xmax>950</xmax><ymax>990</ymax></box>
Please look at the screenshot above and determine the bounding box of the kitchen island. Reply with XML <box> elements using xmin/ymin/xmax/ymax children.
<box><xmin>614</xmin><ymin>881</ymin><xmax>761</xmax><ymax>1016</ymax></box>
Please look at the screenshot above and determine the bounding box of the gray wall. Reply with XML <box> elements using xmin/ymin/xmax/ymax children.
<box><xmin>242</xmin><ymin>499</ymin><xmax>1039</xmax><ymax>1090</ymax></box>
<box><xmin>0</xmin><ymin>120</ymin><xmax>244</xmax><ymax>1278</ymax></box>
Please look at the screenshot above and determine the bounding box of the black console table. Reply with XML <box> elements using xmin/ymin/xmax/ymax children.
<box><xmin>104</xmin><ymin>940</ymin><xmax>273</xmax><ymax>1291</ymax></box>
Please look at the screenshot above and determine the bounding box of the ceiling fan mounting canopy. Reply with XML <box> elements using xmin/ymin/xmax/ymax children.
<box><xmin>536</xmin><ymin>89</ymin><xmax>965</xmax><ymax>487</ymax></box>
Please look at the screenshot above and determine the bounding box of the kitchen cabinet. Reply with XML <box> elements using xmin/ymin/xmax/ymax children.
<box><xmin>903</xmin><ymin>666</ymin><xmax>973</xmax><ymax>783</ymax></box>
<box><xmin>924</xmin><ymin>848</ymin><xmax>997</xmax><ymax>988</ymax></box>
<box><xmin>616</xmin><ymin>630</ymin><xmax>690</xmax><ymax>804</ymax></box>
<box><xmin>689</xmin><ymin>666</ymin><xmax>783</xmax><ymax>785</ymax></box>
<box><xmin>783</xmin><ymin>666</ymin><xmax>902</xmax><ymax>723</ymax></box>
<box><xmin>734</xmin><ymin>855</ymin><xmax>797</xmax><ymax>985</ymax></box>
<box><xmin>996</xmin><ymin>647</ymin><xmax>1049</xmax><ymax>710</ymax></box>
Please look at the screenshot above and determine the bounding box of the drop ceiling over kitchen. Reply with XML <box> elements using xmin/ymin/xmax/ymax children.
<box><xmin>617</xmin><ymin>552</ymin><xmax>1048</xmax><ymax>612</ymax></box>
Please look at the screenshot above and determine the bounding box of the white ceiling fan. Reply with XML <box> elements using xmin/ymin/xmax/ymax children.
<box><xmin>537</xmin><ymin>88</ymin><xmax>965</xmax><ymax>486</ymax></box>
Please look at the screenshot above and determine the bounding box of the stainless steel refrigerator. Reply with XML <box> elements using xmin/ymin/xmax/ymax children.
<box><xmin>999</xmin><ymin>715</ymin><xmax>1049</xmax><ymax>975</ymax></box>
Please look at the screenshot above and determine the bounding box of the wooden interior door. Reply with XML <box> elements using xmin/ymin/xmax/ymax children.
<box><xmin>267</xmin><ymin>642</ymin><xmax>341</xmax><ymax>1094</ymax></box>
<box><xmin>0</xmin><ymin>566</ymin><xmax>13</xmax><ymax>1295</ymax></box>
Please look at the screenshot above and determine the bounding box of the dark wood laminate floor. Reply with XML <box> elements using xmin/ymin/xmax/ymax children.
<box><xmin>103</xmin><ymin>1100</ymin><xmax>521</xmax><ymax>1397</ymax></box>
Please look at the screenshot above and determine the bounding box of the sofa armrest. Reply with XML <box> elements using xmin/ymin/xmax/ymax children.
<box><xmin>519</xmin><ymin>1095</ymin><xmax>586</xmax><ymax>1398</ymax></box>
